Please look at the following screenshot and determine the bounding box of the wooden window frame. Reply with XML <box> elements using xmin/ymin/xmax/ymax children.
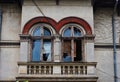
<box><xmin>29</xmin><ymin>24</ymin><xmax>54</xmax><ymax>62</ymax></box>
<box><xmin>61</xmin><ymin>25</ymin><xmax>84</xmax><ymax>62</ymax></box>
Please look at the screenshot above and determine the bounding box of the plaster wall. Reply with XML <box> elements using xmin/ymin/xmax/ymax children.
<box><xmin>0</xmin><ymin>4</ymin><xmax>21</xmax><ymax>40</ymax></box>
<box><xmin>21</xmin><ymin>0</ymin><xmax>94</xmax><ymax>34</ymax></box>
<box><xmin>0</xmin><ymin>47</ymin><xmax>19</xmax><ymax>80</ymax></box>
<box><xmin>0</xmin><ymin>4</ymin><xmax>21</xmax><ymax>81</ymax></box>
<box><xmin>94</xmin><ymin>8</ymin><xmax>120</xmax><ymax>43</ymax></box>
<box><xmin>95</xmin><ymin>48</ymin><xmax>120</xmax><ymax>82</ymax></box>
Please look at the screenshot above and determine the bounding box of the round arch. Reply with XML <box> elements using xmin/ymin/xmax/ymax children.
<box><xmin>22</xmin><ymin>17</ymin><xmax>57</xmax><ymax>34</ymax></box>
<box><xmin>22</xmin><ymin>17</ymin><xmax>92</xmax><ymax>35</ymax></box>
<box><xmin>57</xmin><ymin>17</ymin><xmax>92</xmax><ymax>35</ymax></box>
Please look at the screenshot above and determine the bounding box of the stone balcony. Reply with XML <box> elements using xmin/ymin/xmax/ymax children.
<box><xmin>16</xmin><ymin>62</ymin><xmax>98</xmax><ymax>82</ymax></box>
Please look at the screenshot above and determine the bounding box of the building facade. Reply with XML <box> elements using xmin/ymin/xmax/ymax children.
<box><xmin>0</xmin><ymin>0</ymin><xmax>120</xmax><ymax>82</ymax></box>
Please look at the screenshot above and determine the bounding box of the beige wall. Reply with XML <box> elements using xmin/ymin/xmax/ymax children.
<box><xmin>1</xmin><ymin>4</ymin><xmax>21</xmax><ymax>40</ymax></box>
<box><xmin>0</xmin><ymin>1</ymin><xmax>120</xmax><ymax>82</ymax></box>
<box><xmin>94</xmin><ymin>8</ymin><xmax>120</xmax><ymax>43</ymax></box>
<box><xmin>0</xmin><ymin>4</ymin><xmax>21</xmax><ymax>80</ymax></box>
<box><xmin>21</xmin><ymin>0</ymin><xmax>94</xmax><ymax>33</ymax></box>
<box><xmin>94</xmin><ymin>8</ymin><xmax>120</xmax><ymax>82</ymax></box>
<box><xmin>95</xmin><ymin>48</ymin><xmax>120</xmax><ymax>82</ymax></box>
<box><xmin>0</xmin><ymin>47</ymin><xmax>19</xmax><ymax>80</ymax></box>
<box><xmin>95</xmin><ymin>48</ymin><xmax>114</xmax><ymax>82</ymax></box>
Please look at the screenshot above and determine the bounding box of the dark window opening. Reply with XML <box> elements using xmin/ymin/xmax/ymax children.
<box><xmin>62</xmin><ymin>25</ymin><xmax>83</xmax><ymax>62</ymax></box>
<box><xmin>74</xmin><ymin>40</ymin><xmax>82</xmax><ymax>61</ymax></box>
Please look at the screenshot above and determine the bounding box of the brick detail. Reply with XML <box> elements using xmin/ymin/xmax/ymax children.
<box><xmin>22</xmin><ymin>16</ymin><xmax>92</xmax><ymax>35</ymax></box>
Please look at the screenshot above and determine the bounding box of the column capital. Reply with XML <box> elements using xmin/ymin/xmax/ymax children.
<box><xmin>19</xmin><ymin>34</ymin><xmax>31</xmax><ymax>41</ymax></box>
<box><xmin>84</xmin><ymin>34</ymin><xmax>95</xmax><ymax>40</ymax></box>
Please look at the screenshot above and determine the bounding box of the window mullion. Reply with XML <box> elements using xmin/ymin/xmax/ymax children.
<box><xmin>71</xmin><ymin>26</ymin><xmax>74</xmax><ymax>61</ymax></box>
<box><xmin>71</xmin><ymin>39</ymin><xmax>74</xmax><ymax>61</ymax></box>
<box><xmin>40</xmin><ymin>27</ymin><xmax>44</xmax><ymax>61</ymax></box>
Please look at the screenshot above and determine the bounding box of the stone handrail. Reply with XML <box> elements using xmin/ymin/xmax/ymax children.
<box><xmin>18</xmin><ymin>62</ymin><xmax>97</xmax><ymax>75</ymax></box>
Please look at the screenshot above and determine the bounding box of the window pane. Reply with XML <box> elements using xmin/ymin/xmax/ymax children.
<box><xmin>44</xmin><ymin>27</ymin><xmax>51</xmax><ymax>36</ymax></box>
<box><xmin>43</xmin><ymin>40</ymin><xmax>51</xmax><ymax>61</ymax></box>
<box><xmin>33</xmin><ymin>27</ymin><xmax>41</xmax><ymax>36</ymax></box>
<box><xmin>63</xmin><ymin>28</ymin><xmax>71</xmax><ymax>37</ymax></box>
<box><xmin>32</xmin><ymin>40</ymin><xmax>41</xmax><ymax>61</ymax></box>
<box><xmin>74</xmin><ymin>28</ymin><xmax>81</xmax><ymax>37</ymax></box>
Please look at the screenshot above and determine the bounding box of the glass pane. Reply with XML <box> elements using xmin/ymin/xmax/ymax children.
<box><xmin>63</xmin><ymin>28</ymin><xmax>71</xmax><ymax>37</ymax></box>
<box><xmin>32</xmin><ymin>40</ymin><xmax>41</xmax><ymax>61</ymax></box>
<box><xmin>74</xmin><ymin>28</ymin><xmax>81</xmax><ymax>37</ymax></box>
<box><xmin>33</xmin><ymin>27</ymin><xmax>41</xmax><ymax>36</ymax></box>
<box><xmin>43</xmin><ymin>40</ymin><xmax>51</xmax><ymax>61</ymax></box>
<box><xmin>44</xmin><ymin>27</ymin><xmax>51</xmax><ymax>36</ymax></box>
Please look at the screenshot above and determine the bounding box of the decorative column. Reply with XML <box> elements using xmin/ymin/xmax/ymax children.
<box><xmin>53</xmin><ymin>34</ymin><xmax>61</xmax><ymax>75</ymax></box>
<box><xmin>84</xmin><ymin>35</ymin><xmax>96</xmax><ymax>75</ymax></box>
<box><xmin>53</xmin><ymin>34</ymin><xmax>61</xmax><ymax>62</ymax></box>
<box><xmin>84</xmin><ymin>35</ymin><xmax>95</xmax><ymax>62</ymax></box>
<box><xmin>18</xmin><ymin>34</ymin><xmax>30</xmax><ymax>74</ymax></box>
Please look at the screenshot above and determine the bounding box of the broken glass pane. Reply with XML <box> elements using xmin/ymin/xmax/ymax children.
<box><xmin>44</xmin><ymin>27</ymin><xmax>51</xmax><ymax>36</ymax></box>
<box><xmin>43</xmin><ymin>40</ymin><xmax>51</xmax><ymax>61</ymax></box>
<box><xmin>74</xmin><ymin>28</ymin><xmax>81</xmax><ymax>37</ymax></box>
<box><xmin>63</xmin><ymin>52</ymin><xmax>72</xmax><ymax>62</ymax></box>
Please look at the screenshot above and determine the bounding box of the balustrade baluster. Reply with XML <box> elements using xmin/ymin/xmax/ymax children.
<box><xmin>46</xmin><ymin>66</ymin><xmax>49</xmax><ymax>74</ymax></box>
<box><xmin>68</xmin><ymin>66</ymin><xmax>70</xmax><ymax>74</ymax></box>
<box><xmin>41</xmin><ymin>66</ymin><xmax>44</xmax><ymax>74</ymax></box>
<box><xmin>39</xmin><ymin>66</ymin><xmax>41</xmax><ymax>74</ymax></box>
<box><xmin>44</xmin><ymin>66</ymin><xmax>46</xmax><ymax>74</ymax></box>
<box><xmin>63</xmin><ymin>66</ymin><xmax>66</xmax><ymax>74</ymax></box>
<box><xmin>34</xmin><ymin>66</ymin><xmax>36</xmax><ymax>74</ymax></box>
<box><xmin>83</xmin><ymin>65</ymin><xmax>86</xmax><ymax>75</ymax></box>
<box><xmin>75</xmin><ymin>66</ymin><xmax>78</xmax><ymax>74</ymax></box>
<box><xmin>73</xmin><ymin>66</ymin><xmax>75</xmax><ymax>74</ymax></box>
<box><xmin>80</xmin><ymin>66</ymin><xmax>83</xmax><ymax>74</ymax></box>
<box><xmin>65</xmin><ymin>66</ymin><xmax>68</xmax><ymax>74</ymax></box>
<box><xmin>78</xmin><ymin>66</ymin><xmax>81</xmax><ymax>74</ymax></box>
<box><xmin>70</xmin><ymin>66</ymin><xmax>73</xmax><ymax>74</ymax></box>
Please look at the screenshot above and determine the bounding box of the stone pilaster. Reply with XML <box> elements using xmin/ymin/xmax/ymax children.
<box><xmin>19</xmin><ymin>34</ymin><xmax>30</xmax><ymax>62</ymax></box>
<box><xmin>84</xmin><ymin>35</ymin><xmax>95</xmax><ymax>62</ymax></box>
<box><xmin>53</xmin><ymin>35</ymin><xmax>61</xmax><ymax>62</ymax></box>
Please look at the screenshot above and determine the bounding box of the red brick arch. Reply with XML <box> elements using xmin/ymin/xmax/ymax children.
<box><xmin>22</xmin><ymin>16</ymin><xmax>92</xmax><ymax>35</ymax></box>
<box><xmin>57</xmin><ymin>17</ymin><xmax>92</xmax><ymax>35</ymax></box>
<box><xmin>22</xmin><ymin>17</ymin><xmax>57</xmax><ymax>34</ymax></box>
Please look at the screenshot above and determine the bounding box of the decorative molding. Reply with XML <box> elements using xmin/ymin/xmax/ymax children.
<box><xmin>84</xmin><ymin>34</ymin><xmax>95</xmax><ymax>40</ymax></box>
<box><xmin>0</xmin><ymin>40</ymin><xmax>20</xmax><ymax>46</ymax></box>
<box><xmin>57</xmin><ymin>17</ymin><xmax>92</xmax><ymax>35</ymax></box>
<box><xmin>22</xmin><ymin>17</ymin><xmax>93</xmax><ymax>35</ymax></box>
<box><xmin>95</xmin><ymin>43</ymin><xmax>120</xmax><ymax>48</ymax></box>
<box><xmin>19</xmin><ymin>34</ymin><xmax>31</xmax><ymax>41</ymax></box>
<box><xmin>22</xmin><ymin>17</ymin><xmax>57</xmax><ymax>34</ymax></box>
<box><xmin>0</xmin><ymin>80</ymin><xmax>15</xmax><ymax>82</ymax></box>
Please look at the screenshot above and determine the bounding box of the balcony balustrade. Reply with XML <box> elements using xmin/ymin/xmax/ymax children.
<box><xmin>17</xmin><ymin>62</ymin><xmax>98</xmax><ymax>82</ymax></box>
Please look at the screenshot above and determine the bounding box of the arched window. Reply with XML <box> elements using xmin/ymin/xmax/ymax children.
<box><xmin>30</xmin><ymin>23</ymin><xmax>53</xmax><ymax>62</ymax></box>
<box><xmin>61</xmin><ymin>24</ymin><xmax>84</xmax><ymax>62</ymax></box>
